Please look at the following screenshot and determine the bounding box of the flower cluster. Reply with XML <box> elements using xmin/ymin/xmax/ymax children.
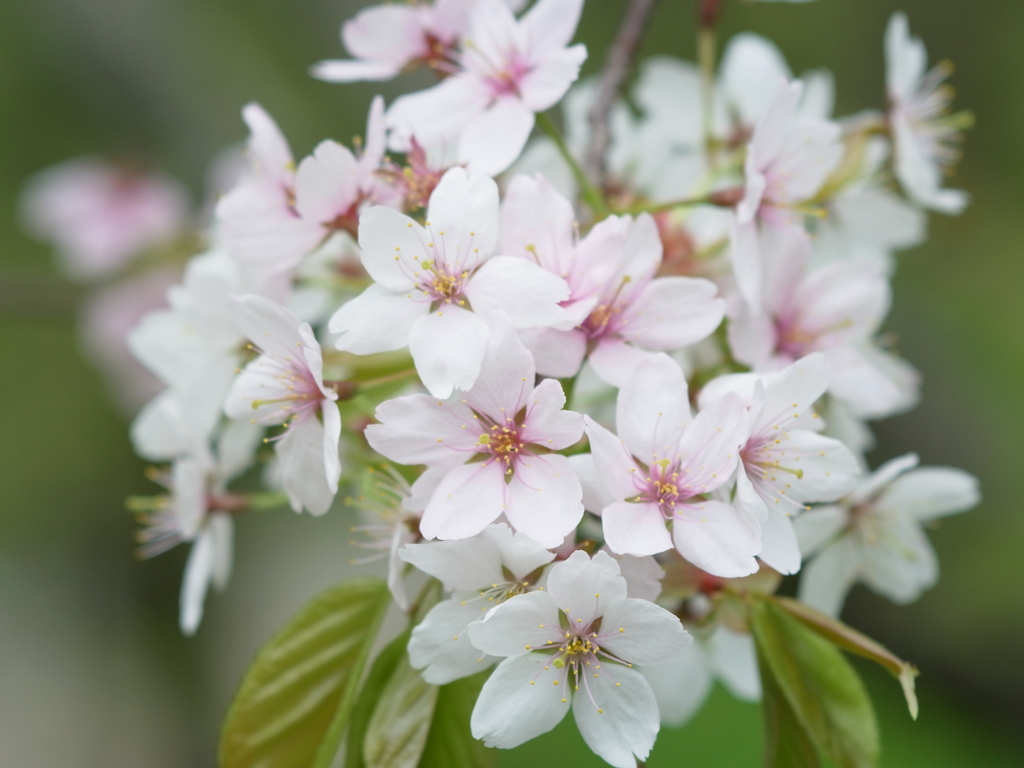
<box><xmin>23</xmin><ymin>2</ymin><xmax>980</xmax><ymax>765</ymax></box>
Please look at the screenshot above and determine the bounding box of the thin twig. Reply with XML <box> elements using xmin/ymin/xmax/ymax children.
<box><xmin>582</xmin><ymin>0</ymin><xmax>661</xmax><ymax>189</ymax></box>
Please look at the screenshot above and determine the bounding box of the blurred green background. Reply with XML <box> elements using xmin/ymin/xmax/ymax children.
<box><xmin>1</xmin><ymin>0</ymin><xmax>1021</xmax><ymax>765</ymax></box>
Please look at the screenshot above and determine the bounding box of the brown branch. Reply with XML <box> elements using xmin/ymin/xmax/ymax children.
<box><xmin>582</xmin><ymin>0</ymin><xmax>661</xmax><ymax>189</ymax></box>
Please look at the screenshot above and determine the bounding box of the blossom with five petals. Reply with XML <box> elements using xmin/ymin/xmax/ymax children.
<box><xmin>386</xmin><ymin>0</ymin><xmax>587</xmax><ymax>175</ymax></box>
<box><xmin>224</xmin><ymin>295</ymin><xmax>341</xmax><ymax>516</ymax></box>
<box><xmin>795</xmin><ymin>453</ymin><xmax>979</xmax><ymax>616</ymax></box>
<box><xmin>698</xmin><ymin>353</ymin><xmax>860</xmax><ymax>574</ymax></box>
<box><xmin>885</xmin><ymin>12</ymin><xmax>969</xmax><ymax>214</ymax></box>
<box><xmin>366</xmin><ymin>316</ymin><xmax>584</xmax><ymax>547</ymax></box>
<box><xmin>501</xmin><ymin>177</ymin><xmax>725</xmax><ymax>385</ymax></box>
<box><xmin>330</xmin><ymin>167</ymin><xmax>570</xmax><ymax>398</ymax></box>
<box><xmin>468</xmin><ymin>550</ymin><xmax>691</xmax><ymax>768</ymax></box>
<box><xmin>400</xmin><ymin>523</ymin><xmax>555</xmax><ymax>683</ymax></box>
<box><xmin>584</xmin><ymin>354</ymin><xmax>760</xmax><ymax>577</ymax></box>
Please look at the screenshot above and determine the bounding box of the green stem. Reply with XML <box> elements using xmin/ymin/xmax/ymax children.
<box><xmin>698</xmin><ymin>24</ymin><xmax>717</xmax><ymax>165</ymax></box>
<box><xmin>536</xmin><ymin>112</ymin><xmax>610</xmax><ymax>218</ymax></box>
<box><xmin>356</xmin><ymin>368</ymin><xmax>420</xmax><ymax>391</ymax></box>
<box><xmin>613</xmin><ymin>195</ymin><xmax>713</xmax><ymax>216</ymax></box>
<box><xmin>246</xmin><ymin>491</ymin><xmax>290</xmax><ymax>510</ymax></box>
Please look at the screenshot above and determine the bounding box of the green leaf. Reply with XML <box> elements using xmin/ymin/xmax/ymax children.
<box><xmin>345</xmin><ymin>631</ymin><xmax>411</xmax><ymax>768</ymax></box>
<box><xmin>770</xmin><ymin>595</ymin><xmax>920</xmax><ymax>719</ymax></box>
<box><xmin>750</xmin><ymin>598</ymin><xmax>879</xmax><ymax>768</ymax></box>
<box><xmin>757</xmin><ymin>644</ymin><xmax>823</xmax><ymax>768</ymax></box>
<box><xmin>419</xmin><ymin>672</ymin><xmax>495</xmax><ymax>768</ymax></box>
<box><xmin>363</xmin><ymin>644</ymin><xmax>440</xmax><ymax>768</ymax></box>
<box><xmin>219</xmin><ymin>578</ymin><xmax>390</xmax><ymax>768</ymax></box>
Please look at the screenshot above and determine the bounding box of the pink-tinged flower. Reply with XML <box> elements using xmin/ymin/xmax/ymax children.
<box><xmin>795</xmin><ymin>453</ymin><xmax>979</xmax><ymax>616</ymax></box>
<box><xmin>133</xmin><ymin>420</ymin><xmax>262</xmax><ymax>635</ymax></box>
<box><xmin>732</xmin><ymin>80</ymin><xmax>842</xmax><ymax>313</ymax></box>
<box><xmin>399</xmin><ymin>523</ymin><xmax>555</xmax><ymax>683</ymax></box>
<box><xmin>728</xmin><ymin>225</ymin><xmax>920</xmax><ymax>421</ymax></box>
<box><xmin>217</xmin><ymin>98</ymin><xmax>399</xmax><ymax>271</ymax></box>
<box><xmin>885</xmin><ymin>13</ymin><xmax>969</xmax><ymax>214</ymax></box>
<box><xmin>224</xmin><ymin>295</ymin><xmax>341</xmax><ymax>516</ymax></box>
<box><xmin>21</xmin><ymin>157</ymin><xmax>189</xmax><ymax>281</ymax></box>
<box><xmin>386</xmin><ymin>0</ymin><xmax>587</xmax><ymax>175</ymax></box>
<box><xmin>501</xmin><ymin>175</ymin><xmax>725</xmax><ymax>385</ymax></box>
<box><xmin>584</xmin><ymin>354</ymin><xmax>760</xmax><ymax>577</ymax></box>
<box><xmin>698</xmin><ymin>354</ymin><xmax>860</xmax><ymax>575</ymax></box>
<box><xmin>365</xmin><ymin>316</ymin><xmax>584</xmax><ymax>547</ymax></box>
<box><xmin>467</xmin><ymin>551</ymin><xmax>691</xmax><ymax>768</ymax></box>
<box><xmin>330</xmin><ymin>167</ymin><xmax>570</xmax><ymax>398</ymax></box>
<box><xmin>312</xmin><ymin>0</ymin><xmax>470</xmax><ymax>83</ymax></box>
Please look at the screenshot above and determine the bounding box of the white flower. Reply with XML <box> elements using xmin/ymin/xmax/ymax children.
<box><xmin>698</xmin><ymin>354</ymin><xmax>860</xmax><ymax>574</ymax></box>
<box><xmin>795</xmin><ymin>453</ymin><xmax>979</xmax><ymax>615</ymax></box>
<box><xmin>399</xmin><ymin>523</ymin><xmax>555</xmax><ymax>683</ymax></box>
<box><xmin>584</xmin><ymin>354</ymin><xmax>761</xmax><ymax>577</ymax></box>
<box><xmin>20</xmin><ymin>157</ymin><xmax>188</xmax><ymax>281</ymax></box>
<box><xmin>733</xmin><ymin>80</ymin><xmax>843</xmax><ymax>313</ymax></box>
<box><xmin>134</xmin><ymin>419</ymin><xmax>262</xmax><ymax>635</ymax></box>
<box><xmin>885</xmin><ymin>12</ymin><xmax>969</xmax><ymax>214</ymax></box>
<box><xmin>217</xmin><ymin>99</ymin><xmax>398</xmax><ymax>270</ymax></box>
<box><xmin>330</xmin><ymin>167</ymin><xmax>570</xmax><ymax>398</ymax></box>
<box><xmin>468</xmin><ymin>551</ymin><xmax>691</xmax><ymax>768</ymax></box>
<box><xmin>224</xmin><ymin>295</ymin><xmax>341</xmax><ymax>515</ymax></box>
<box><xmin>366</xmin><ymin>315</ymin><xmax>584</xmax><ymax>547</ymax></box>
<box><xmin>386</xmin><ymin>0</ymin><xmax>587</xmax><ymax>175</ymax></box>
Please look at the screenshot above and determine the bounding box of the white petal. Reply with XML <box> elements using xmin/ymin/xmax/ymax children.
<box><xmin>399</xmin><ymin>535</ymin><xmax>504</xmax><ymax>591</ymax></box>
<box><xmin>584</xmin><ymin>417</ymin><xmax>645</xmax><ymax>502</ymax></box>
<box><xmin>758</xmin><ymin>508</ymin><xmax>802</xmax><ymax>575</ymax></box>
<box><xmin>329</xmin><ymin>283</ymin><xmax>427</xmax><ymax>355</ymax></box>
<box><xmin>859</xmin><ymin>518</ymin><xmax>938</xmax><ymax>604</ymax></box>
<box><xmin>460</xmin><ymin>97</ymin><xmax>537</xmax><ymax>176</ymax></box>
<box><xmin>546</xmin><ymin>550</ymin><xmax>627</xmax><ymax>626</ymax></box>
<box><xmin>462</xmin><ymin>313</ymin><xmax>535</xmax><ymax>421</ymax></box>
<box><xmin>674</xmin><ymin>500</ymin><xmax>761</xmax><ymax>578</ymax></box>
<box><xmin>572</xmin><ymin>664</ymin><xmax>660</xmax><ymax>768</ymax></box>
<box><xmin>519</xmin><ymin>378</ymin><xmax>584</xmax><ymax>451</ymax></box>
<box><xmin>207</xmin><ymin>513</ymin><xmax>234</xmax><ymax>591</ymax></box>
<box><xmin>519</xmin><ymin>45</ymin><xmax>588</xmax><ymax>112</ymax></box>
<box><xmin>367</xmin><ymin>394</ymin><xmax>479</xmax><ymax>467</ymax></box>
<box><xmin>619</xmin><ymin>276</ymin><xmax>724</xmax><ymax>351</ymax></box>
<box><xmin>876</xmin><ymin>466</ymin><xmax>980</xmax><ymax>522</ymax></box>
<box><xmin>294</xmin><ymin>140</ymin><xmax>360</xmax><ymax>224</ymax></box>
<box><xmin>640</xmin><ymin>647</ymin><xmax>712</xmax><ymax>727</ymax></box>
<box><xmin>409</xmin><ymin>307</ymin><xmax>491</xmax><ymax>399</ymax></box>
<box><xmin>409</xmin><ymin>597</ymin><xmax>501</xmax><ymax>684</ymax></box>
<box><xmin>674</xmin><ymin>394</ymin><xmax>748</xmax><ymax>494</ymax></box>
<box><xmin>598</xmin><ymin>598</ymin><xmax>692</xmax><ymax>666</ymax></box>
<box><xmin>179</xmin><ymin>527</ymin><xmax>216</xmax><ymax>636</ymax></box>
<box><xmin>617</xmin><ymin>353</ymin><xmax>692</xmax><ymax>466</ymax></box>
<box><xmin>570</xmin><ymin>453</ymin><xmax>617</xmax><ymax>515</ymax></box>
<box><xmin>467</xmin><ymin>591</ymin><xmax>563</xmax><ymax>657</ymax></box>
<box><xmin>792</xmin><ymin>504</ymin><xmax>848</xmax><ymax>557</ymax></box>
<box><xmin>470</xmin><ymin>652</ymin><xmax>571</xmax><ymax>749</ymax></box>
<box><xmin>588</xmin><ymin>338</ymin><xmax>661</xmax><ymax>388</ymax></box>
<box><xmin>505</xmin><ymin>454</ymin><xmax>584</xmax><ymax>548</ymax></box>
<box><xmin>614</xmin><ymin>555</ymin><xmax>665</xmax><ymax>602</ymax></box>
<box><xmin>798</xmin><ymin>536</ymin><xmax>859</xmax><ymax>616</ymax></box>
<box><xmin>520</xmin><ymin>0</ymin><xmax>584</xmax><ymax>54</ymax></box>
<box><xmin>356</xmin><ymin>206</ymin><xmax>430</xmax><ymax>291</ymax></box>
<box><xmin>421</xmin><ymin>461</ymin><xmax>508</xmax><ymax>540</ymax></box>
<box><xmin>426</xmin><ymin>167</ymin><xmax>500</xmax><ymax>265</ymax></box>
<box><xmin>310</xmin><ymin>58</ymin><xmax>401</xmax><ymax>83</ymax></box>
<box><xmin>602</xmin><ymin>502</ymin><xmax>673</xmax><ymax>557</ymax></box>
<box><xmin>464</xmin><ymin>256</ymin><xmax>571</xmax><ymax>328</ymax></box>
<box><xmin>276</xmin><ymin>415</ymin><xmax>336</xmax><ymax>516</ymax></box>
<box><xmin>707</xmin><ymin>627</ymin><xmax>761</xmax><ymax>701</ymax></box>
<box><xmin>483</xmin><ymin>522</ymin><xmax>558</xmax><ymax>580</ymax></box>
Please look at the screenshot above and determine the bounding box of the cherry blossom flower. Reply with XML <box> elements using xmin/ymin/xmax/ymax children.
<box><xmin>133</xmin><ymin>419</ymin><xmax>261</xmax><ymax>635</ymax></box>
<box><xmin>584</xmin><ymin>354</ymin><xmax>760</xmax><ymax>577</ymax></box>
<box><xmin>500</xmin><ymin>180</ymin><xmax>724</xmax><ymax>384</ymax></box>
<box><xmin>386</xmin><ymin>0</ymin><xmax>587</xmax><ymax>175</ymax></box>
<box><xmin>733</xmin><ymin>80</ymin><xmax>842</xmax><ymax>313</ymax></box>
<box><xmin>224</xmin><ymin>295</ymin><xmax>341</xmax><ymax>515</ymax></box>
<box><xmin>795</xmin><ymin>453</ymin><xmax>979</xmax><ymax>616</ymax></box>
<box><xmin>399</xmin><ymin>523</ymin><xmax>555</xmax><ymax>683</ymax></box>
<box><xmin>727</xmin><ymin>225</ymin><xmax>920</xmax><ymax>422</ymax></box>
<box><xmin>885</xmin><ymin>12</ymin><xmax>969</xmax><ymax>214</ymax></box>
<box><xmin>21</xmin><ymin>157</ymin><xmax>189</xmax><ymax>281</ymax></box>
<box><xmin>330</xmin><ymin>167</ymin><xmax>570</xmax><ymax>398</ymax></box>
<box><xmin>365</xmin><ymin>316</ymin><xmax>584</xmax><ymax>547</ymax></box>
<box><xmin>698</xmin><ymin>354</ymin><xmax>860</xmax><ymax>574</ymax></box>
<box><xmin>468</xmin><ymin>550</ymin><xmax>691</xmax><ymax>767</ymax></box>
<box><xmin>217</xmin><ymin>98</ymin><xmax>398</xmax><ymax>271</ymax></box>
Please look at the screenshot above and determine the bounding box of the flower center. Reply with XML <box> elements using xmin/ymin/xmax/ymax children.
<box><xmin>477</xmin><ymin>425</ymin><xmax>524</xmax><ymax>474</ymax></box>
